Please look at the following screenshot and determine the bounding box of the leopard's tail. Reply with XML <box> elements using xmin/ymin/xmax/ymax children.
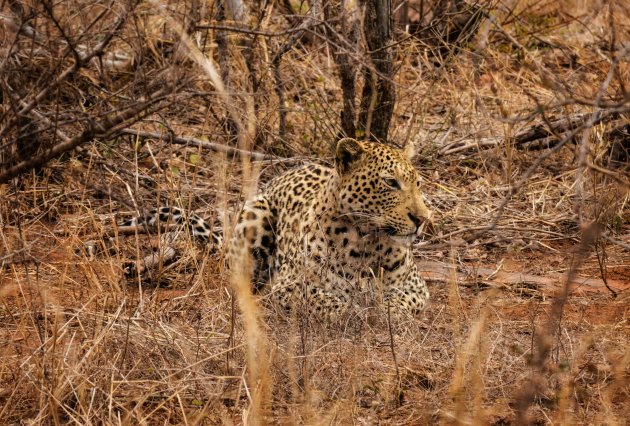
<box><xmin>119</xmin><ymin>206</ymin><xmax>223</xmax><ymax>249</ymax></box>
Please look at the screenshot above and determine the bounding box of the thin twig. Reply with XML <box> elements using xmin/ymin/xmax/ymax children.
<box><xmin>594</xmin><ymin>239</ymin><xmax>617</xmax><ymax>297</ymax></box>
<box><xmin>194</xmin><ymin>23</ymin><xmax>321</xmax><ymax>37</ymax></box>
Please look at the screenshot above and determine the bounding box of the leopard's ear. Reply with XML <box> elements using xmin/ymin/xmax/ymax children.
<box><xmin>403</xmin><ymin>140</ymin><xmax>416</xmax><ymax>160</ymax></box>
<box><xmin>336</xmin><ymin>138</ymin><xmax>364</xmax><ymax>174</ymax></box>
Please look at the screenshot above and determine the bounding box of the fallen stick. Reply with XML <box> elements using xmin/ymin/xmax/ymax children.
<box><xmin>117</xmin><ymin>128</ymin><xmax>271</xmax><ymax>160</ymax></box>
<box><xmin>440</xmin><ymin>113</ymin><xmax>620</xmax><ymax>156</ymax></box>
<box><xmin>416</xmin><ymin>260</ymin><xmax>628</xmax><ymax>295</ymax></box>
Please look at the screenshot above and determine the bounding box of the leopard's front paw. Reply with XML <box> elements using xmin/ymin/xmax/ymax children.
<box><xmin>272</xmin><ymin>285</ymin><xmax>349</xmax><ymax>322</ymax></box>
<box><xmin>382</xmin><ymin>288</ymin><xmax>429</xmax><ymax>320</ymax></box>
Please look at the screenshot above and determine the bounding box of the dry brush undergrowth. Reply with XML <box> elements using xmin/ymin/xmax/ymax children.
<box><xmin>1</xmin><ymin>0</ymin><xmax>629</xmax><ymax>424</ymax></box>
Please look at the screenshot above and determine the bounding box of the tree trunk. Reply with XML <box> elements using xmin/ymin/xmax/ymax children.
<box><xmin>359</xmin><ymin>0</ymin><xmax>395</xmax><ymax>143</ymax></box>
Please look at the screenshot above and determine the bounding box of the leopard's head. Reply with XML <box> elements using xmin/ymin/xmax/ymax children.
<box><xmin>335</xmin><ymin>138</ymin><xmax>432</xmax><ymax>243</ymax></box>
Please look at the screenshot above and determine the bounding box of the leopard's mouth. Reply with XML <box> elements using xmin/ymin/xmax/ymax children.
<box><xmin>383</xmin><ymin>226</ymin><xmax>415</xmax><ymax>237</ymax></box>
<box><xmin>381</xmin><ymin>226</ymin><xmax>416</xmax><ymax>245</ymax></box>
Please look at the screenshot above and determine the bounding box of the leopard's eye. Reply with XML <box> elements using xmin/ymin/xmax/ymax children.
<box><xmin>383</xmin><ymin>177</ymin><xmax>401</xmax><ymax>190</ymax></box>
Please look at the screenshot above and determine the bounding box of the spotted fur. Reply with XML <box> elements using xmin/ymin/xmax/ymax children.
<box><xmin>227</xmin><ymin>138</ymin><xmax>433</xmax><ymax>319</ymax></box>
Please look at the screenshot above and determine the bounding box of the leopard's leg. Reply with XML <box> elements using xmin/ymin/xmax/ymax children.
<box><xmin>269</xmin><ymin>265</ymin><xmax>352</xmax><ymax>320</ymax></box>
<box><xmin>228</xmin><ymin>196</ymin><xmax>277</xmax><ymax>288</ymax></box>
<box><xmin>381</xmin><ymin>249</ymin><xmax>430</xmax><ymax>317</ymax></box>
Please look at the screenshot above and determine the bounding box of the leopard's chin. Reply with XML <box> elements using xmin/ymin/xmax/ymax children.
<box><xmin>387</xmin><ymin>234</ymin><xmax>416</xmax><ymax>246</ymax></box>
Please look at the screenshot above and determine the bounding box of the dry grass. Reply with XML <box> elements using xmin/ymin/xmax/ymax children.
<box><xmin>2</xmin><ymin>0</ymin><xmax>630</xmax><ymax>424</ymax></box>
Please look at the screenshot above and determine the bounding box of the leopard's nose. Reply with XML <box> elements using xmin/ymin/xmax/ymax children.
<box><xmin>408</xmin><ymin>212</ymin><xmax>422</xmax><ymax>228</ymax></box>
<box><xmin>409</xmin><ymin>211</ymin><xmax>435</xmax><ymax>236</ymax></box>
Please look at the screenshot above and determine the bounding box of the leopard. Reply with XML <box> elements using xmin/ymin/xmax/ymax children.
<box><xmin>115</xmin><ymin>138</ymin><xmax>433</xmax><ymax>319</ymax></box>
